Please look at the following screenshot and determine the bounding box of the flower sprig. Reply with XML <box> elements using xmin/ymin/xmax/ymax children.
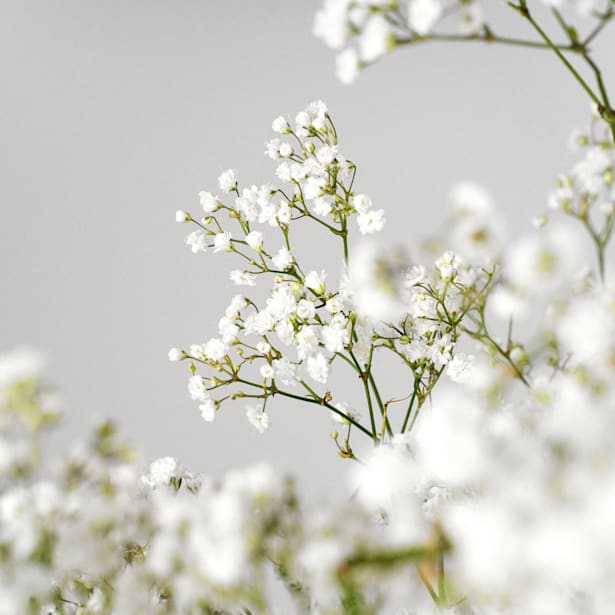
<box><xmin>171</xmin><ymin>102</ymin><xmax>497</xmax><ymax>453</ymax></box>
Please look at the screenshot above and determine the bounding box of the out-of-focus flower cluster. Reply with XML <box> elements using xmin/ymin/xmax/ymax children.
<box><xmin>313</xmin><ymin>0</ymin><xmax>609</xmax><ymax>83</ymax></box>
<box><xmin>0</xmin><ymin>348</ymin><xmax>451</xmax><ymax>615</ymax></box>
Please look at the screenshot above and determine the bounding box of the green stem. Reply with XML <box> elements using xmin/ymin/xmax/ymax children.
<box><xmin>400</xmin><ymin>383</ymin><xmax>418</xmax><ymax>433</ymax></box>
<box><xmin>510</xmin><ymin>2</ymin><xmax>603</xmax><ymax>108</ymax></box>
<box><xmin>399</xmin><ymin>31</ymin><xmax>574</xmax><ymax>51</ymax></box>
<box><xmin>235</xmin><ymin>377</ymin><xmax>373</xmax><ymax>438</ymax></box>
<box><xmin>583</xmin><ymin>8</ymin><xmax>614</xmax><ymax>46</ymax></box>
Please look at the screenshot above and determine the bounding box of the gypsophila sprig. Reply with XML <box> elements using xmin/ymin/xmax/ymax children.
<box><xmin>172</xmin><ymin>102</ymin><xmax>496</xmax><ymax>453</ymax></box>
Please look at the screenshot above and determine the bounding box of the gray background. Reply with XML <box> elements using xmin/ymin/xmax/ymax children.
<box><xmin>1</xmin><ymin>1</ymin><xmax>613</xmax><ymax>496</ymax></box>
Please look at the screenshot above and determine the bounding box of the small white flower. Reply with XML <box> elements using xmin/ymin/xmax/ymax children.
<box><xmin>230</xmin><ymin>270</ymin><xmax>256</xmax><ymax>286</ymax></box>
<box><xmin>307</xmin><ymin>353</ymin><xmax>329</xmax><ymax>384</ymax></box>
<box><xmin>458</xmin><ymin>1</ymin><xmax>483</xmax><ymax>35</ymax></box>
<box><xmin>313</xmin><ymin>197</ymin><xmax>333</xmax><ymax>217</ymax></box>
<box><xmin>325</xmin><ymin>296</ymin><xmax>344</xmax><ymax>314</ymax></box>
<box><xmin>213</xmin><ymin>232</ymin><xmax>232</xmax><ymax>253</ymax></box>
<box><xmin>246</xmin><ymin>404</ymin><xmax>270</xmax><ymax>433</ymax></box>
<box><xmin>446</xmin><ymin>353</ymin><xmax>475</xmax><ymax>384</ymax></box>
<box><xmin>199</xmin><ymin>399</ymin><xmax>217</xmax><ymax>422</ymax></box>
<box><xmin>295</xmin><ymin>110</ymin><xmax>311</xmax><ymax>130</ymax></box>
<box><xmin>408</xmin><ymin>0</ymin><xmax>443</xmax><ymax>36</ymax></box>
<box><xmin>204</xmin><ymin>337</ymin><xmax>226</xmax><ymax>362</ymax></box>
<box><xmin>218</xmin><ymin>169</ymin><xmax>237</xmax><ymax>193</ymax></box>
<box><xmin>316</xmin><ymin>145</ymin><xmax>338</xmax><ymax>166</ymax></box>
<box><xmin>297</xmin><ymin>298</ymin><xmax>316</xmax><ymax>320</ymax></box>
<box><xmin>260</xmin><ymin>364</ymin><xmax>274</xmax><ymax>379</ymax></box>
<box><xmin>188</xmin><ymin>375</ymin><xmax>209</xmax><ymax>402</ymax></box>
<box><xmin>304</xmin><ymin>270</ymin><xmax>328</xmax><ymax>295</ymax></box>
<box><xmin>336</xmin><ymin>48</ymin><xmax>360</xmax><ymax>84</ymax></box>
<box><xmin>198</xmin><ymin>190</ymin><xmax>219</xmax><ymax>212</ymax></box>
<box><xmin>279</xmin><ymin>142</ymin><xmax>293</xmax><ymax>157</ymax></box>
<box><xmin>256</xmin><ymin>341</ymin><xmax>271</xmax><ymax>355</ymax></box>
<box><xmin>272</xmin><ymin>246</ymin><xmax>293</xmax><ymax>270</ymax></box>
<box><xmin>185</xmin><ymin>229</ymin><xmax>208</xmax><ymax>253</ymax></box>
<box><xmin>175</xmin><ymin>210</ymin><xmax>190</xmax><ymax>223</ymax></box>
<box><xmin>359</xmin><ymin>14</ymin><xmax>392</xmax><ymax>62</ymax></box>
<box><xmin>351</xmin><ymin>194</ymin><xmax>372</xmax><ymax>212</ymax></box>
<box><xmin>246</xmin><ymin>231</ymin><xmax>263</xmax><ymax>251</ymax></box>
<box><xmin>357</xmin><ymin>209</ymin><xmax>386</xmax><ymax>234</ymax></box>
<box><xmin>272</xmin><ymin>357</ymin><xmax>297</xmax><ymax>385</ymax></box>
<box><xmin>226</xmin><ymin>294</ymin><xmax>247</xmax><ymax>318</ymax></box>
<box><xmin>142</xmin><ymin>457</ymin><xmax>182</xmax><ymax>489</ymax></box>
<box><xmin>272</xmin><ymin>115</ymin><xmax>289</xmax><ymax>134</ymax></box>
<box><xmin>168</xmin><ymin>347</ymin><xmax>184</xmax><ymax>361</ymax></box>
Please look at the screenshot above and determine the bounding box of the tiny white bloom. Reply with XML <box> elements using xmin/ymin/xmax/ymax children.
<box><xmin>357</xmin><ymin>209</ymin><xmax>386</xmax><ymax>234</ymax></box>
<box><xmin>272</xmin><ymin>246</ymin><xmax>293</xmax><ymax>271</ymax></box>
<box><xmin>204</xmin><ymin>337</ymin><xmax>226</xmax><ymax>362</ymax></box>
<box><xmin>313</xmin><ymin>196</ymin><xmax>333</xmax><ymax>217</ymax></box>
<box><xmin>188</xmin><ymin>375</ymin><xmax>209</xmax><ymax>402</ymax></box>
<box><xmin>175</xmin><ymin>210</ymin><xmax>190</xmax><ymax>223</ymax></box>
<box><xmin>316</xmin><ymin>145</ymin><xmax>338</xmax><ymax>165</ymax></box>
<box><xmin>213</xmin><ymin>232</ymin><xmax>232</xmax><ymax>253</ymax></box>
<box><xmin>446</xmin><ymin>353</ymin><xmax>475</xmax><ymax>384</ymax></box>
<box><xmin>226</xmin><ymin>294</ymin><xmax>247</xmax><ymax>318</ymax></box>
<box><xmin>168</xmin><ymin>347</ymin><xmax>184</xmax><ymax>361</ymax></box>
<box><xmin>351</xmin><ymin>194</ymin><xmax>372</xmax><ymax>212</ymax></box>
<box><xmin>246</xmin><ymin>404</ymin><xmax>270</xmax><ymax>433</ymax></box>
<box><xmin>199</xmin><ymin>399</ymin><xmax>217</xmax><ymax>422</ymax></box>
<box><xmin>142</xmin><ymin>456</ymin><xmax>181</xmax><ymax>488</ymax></box>
<box><xmin>260</xmin><ymin>363</ymin><xmax>274</xmax><ymax>379</ymax></box>
<box><xmin>198</xmin><ymin>190</ymin><xmax>219</xmax><ymax>212</ymax></box>
<box><xmin>245</xmin><ymin>231</ymin><xmax>263</xmax><ymax>251</ymax></box>
<box><xmin>185</xmin><ymin>229</ymin><xmax>208</xmax><ymax>253</ymax></box>
<box><xmin>359</xmin><ymin>14</ymin><xmax>392</xmax><ymax>62</ymax></box>
<box><xmin>304</xmin><ymin>270</ymin><xmax>328</xmax><ymax>295</ymax></box>
<box><xmin>230</xmin><ymin>270</ymin><xmax>256</xmax><ymax>286</ymax></box>
<box><xmin>272</xmin><ymin>115</ymin><xmax>289</xmax><ymax>134</ymax></box>
<box><xmin>336</xmin><ymin>48</ymin><xmax>360</xmax><ymax>84</ymax></box>
<box><xmin>218</xmin><ymin>168</ymin><xmax>237</xmax><ymax>193</ymax></box>
<box><xmin>307</xmin><ymin>353</ymin><xmax>329</xmax><ymax>384</ymax></box>
<box><xmin>296</xmin><ymin>298</ymin><xmax>316</xmax><ymax>320</ymax></box>
<box><xmin>256</xmin><ymin>341</ymin><xmax>271</xmax><ymax>355</ymax></box>
<box><xmin>408</xmin><ymin>0</ymin><xmax>443</xmax><ymax>36</ymax></box>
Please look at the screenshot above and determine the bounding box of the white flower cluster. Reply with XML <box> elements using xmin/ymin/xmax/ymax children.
<box><xmin>172</xmin><ymin>103</ymin><xmax>493</xmax><ymax>447</ymax></box>
<box><xmin>314</xmin><ymin>0</ymin><xmax>608</xmax><ymax>83</ymax></box>
<box><xmin>547</xmin><ymin>112</ymin><xmax>614</xmax><ymax>274</ymax></box>
<box><xmin>0</xmin><ymin>349</ymin><xmax>452</xmax><ymax>614</ymax></box>
<box><xmin>314</xmin><ymin>0</ymin><xmax>483</xmax><ymax>83</ymax></box>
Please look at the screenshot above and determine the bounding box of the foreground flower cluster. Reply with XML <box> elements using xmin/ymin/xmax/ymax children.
<box><xmin>0</xmin><ymin>348</ymin><xmax>451</xmax><ymax>614</ymax></box>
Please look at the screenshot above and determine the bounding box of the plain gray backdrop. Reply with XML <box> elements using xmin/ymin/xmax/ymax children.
<box><xmin>2</xmin><ymin>1</ymin><xmax>614</xmax><ymax>496</ymax></box>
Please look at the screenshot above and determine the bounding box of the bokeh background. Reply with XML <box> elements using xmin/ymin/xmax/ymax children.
<box><xmin>2</xmin><ymin>1</ymin><xmax>614</xmax><ymax>497</ymax></box>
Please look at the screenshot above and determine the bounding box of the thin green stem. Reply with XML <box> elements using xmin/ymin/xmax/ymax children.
<box><xmin>398</xmin><ymin>31</ymin><xmax>574</xmax><ymax>51</ymax></box>
<box><xmin>510</xmin><ymin>2</ymin><xmax>603</xmax><ymax>108</ymax></box>
<box><xmin>234</xmin><ymin>377</ymin><xmax>373</xmax><ymax>438</ymax></box>
<box><xmin>401</xmin><ymin>384</ymin><xmax>418</xmax><ymax>433</ymax></box>
<box><xmin>583</xmin><ymin>8</ymin><xmax>614</xmax><ymax>46</ymax></box>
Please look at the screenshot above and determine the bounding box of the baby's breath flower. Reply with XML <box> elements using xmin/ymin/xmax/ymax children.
<box><xmin>246</xmin><ymin>404</ymin><xmax>270</xmax><ymax>433</ymax></box>
<box><xmin>217</xmin><ymin>169</ymin><xmax>237</xmax><ymax>193</ymax></box>
<box><xmin>408</xmin><ymin>0</ymin><xmax>443</xmax><ymax>36</ymax></box>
